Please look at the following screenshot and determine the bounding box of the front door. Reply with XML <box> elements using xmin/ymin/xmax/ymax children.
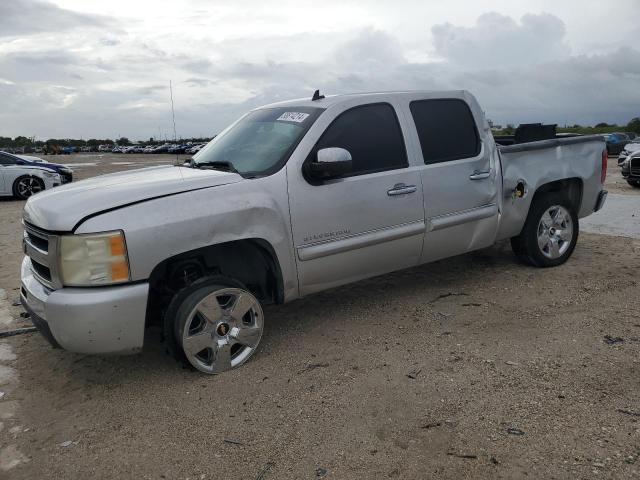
<box><xmin>287</xmin><ymin>101</ymin><xmax>425</xmax><ymax>296</ymax></box>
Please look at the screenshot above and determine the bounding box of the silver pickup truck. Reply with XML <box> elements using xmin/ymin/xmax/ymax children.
<box><xmin>20</xmin><ymin>90</ymin><xmax>608</xmax><ymax>374</ymax></box>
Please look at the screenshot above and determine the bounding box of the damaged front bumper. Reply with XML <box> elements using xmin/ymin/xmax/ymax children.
<box><xmin>20</xmin><ymin>257</ymin><xmax>149</xmax><ymax>355</ymax></box>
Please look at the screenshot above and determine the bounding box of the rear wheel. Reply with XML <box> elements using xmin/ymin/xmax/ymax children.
<box><xmin>511</xmin><ymin>192</ymin><xmax>579</xmax><ymax>267</ymax></box>
<box><xmin>13</xmin><ymin>176</ymin><xmax>44</xmax><ymax>200</ymax></box>
<box><xmin>166</xmin><ymin>276</ymin><xmax>264</xmax><ymax>374</ymax></box>
<box><xmin>627</xmin><ymin>179</ymin><xmax>640</xmax><ymax>188</ymax></box>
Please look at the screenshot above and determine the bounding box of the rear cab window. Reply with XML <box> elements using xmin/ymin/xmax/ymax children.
<box><xmin>409</xmin><ymin>99</ymin><xmax>481</xmax><ymax>164</ymax></box>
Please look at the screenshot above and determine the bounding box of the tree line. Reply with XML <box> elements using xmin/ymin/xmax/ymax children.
<box><xmin>0</xmin><ymin>136</ymin><xmax>213</xmax><ymax>150</ymax></box>
<box><xmin>3</xmin><ymin>117</ymin><xmax>640</xmax><ymax>150</ymax></box>
<box><xmin>495</xmin><ymin>117</ymin><xmax>640</xmax><ymax>136</ymax></box>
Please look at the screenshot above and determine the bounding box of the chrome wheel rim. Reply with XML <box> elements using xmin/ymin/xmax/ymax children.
<box><xmin>537</xmin><ymin>205</ymin><xmax>573</xmax><ymax>259</ymax></box>
<box><xmin>182</xmin><ymin>288</ymin><xmax>263</xmax><ymax>374</ymax></box>
<box><xmin>17</xmin><ymin>178</ymin><xmax>43</xmax><ymax>198</ymax></box>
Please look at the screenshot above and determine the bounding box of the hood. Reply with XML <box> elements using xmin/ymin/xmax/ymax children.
<box><xmin>625</xmin><ymin>142</ymin><xmax>640</xmax><ymax>153</ymax></box>
<box><xmin>24</xmin><ymin>165</ymin><xmax>243</xmax><ymax>231</ymax></box>
<box><xmin>17</xmin><ymin>155</ymin><xmax>65</xmax><ymax>169</ymax></box>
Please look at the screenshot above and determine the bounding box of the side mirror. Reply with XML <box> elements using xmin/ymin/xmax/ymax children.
<box><xmin>307</xmin><ymin>147</ymin><xmax>353</xmax><ymax>180</ymax></box>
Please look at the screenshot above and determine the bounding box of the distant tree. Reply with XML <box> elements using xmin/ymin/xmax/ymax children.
<box><xmin>595</xmin><ymin>122</ymin><xmax>610</xmax><ymax>128</ymax></box>
<box><xmin>117</xmin><ymin>137</ymin><xmax>130</xmax><ymax>146</ymax></box>
<box><xmin>501</xmin><ymin>124</ymin><xmax>515</xmax><ymax>135</ymax></box>
<box><xmin>626</xmin><ymin>117</ymin><xmax>640</xmax><ymax>134</ymax></box>
<box><xmin>13</xmin><ymin>136</ymin><xmax>32</xmax><ymax>147</ymax></box>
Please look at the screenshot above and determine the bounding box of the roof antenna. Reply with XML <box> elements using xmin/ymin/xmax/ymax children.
<box><xmin>311</xmin><ymin>89</ymin><xmax>325</xmax><ymax>101</ymax></box>
<box><xmin>169</xmin><ymin>80</ymin><xmax>179</xmax><ymax>165</ymax></box>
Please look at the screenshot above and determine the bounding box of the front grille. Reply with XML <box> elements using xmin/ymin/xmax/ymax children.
<box><xmin>26</xmin><ymin>230</ymin><xmax>48</xmax><ymax>251</ymax></box>
<box><xmin>60</xmin><ymin>172</ymin><xmax>73</xmax><ymax>184</ymax></box>
<box><xmin>631</xmin><ymin>157</ymin><xmax>640</xmax><ymax>176</ymax></box>
<box><xmin>31</xmin><ymin>259</ymin><xmax>51</xmax><ymax>281</ymax></box>
<box><xmin>23</xmin><ymin>222</ymin><xmax>61</xmax><ymax>289</ymax></box>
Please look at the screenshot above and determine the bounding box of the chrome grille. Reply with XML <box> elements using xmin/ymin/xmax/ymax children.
<box><xmin>23</xmin><ymin>222</ymin><xmax>61</xmax><ymax>290</ymax></box>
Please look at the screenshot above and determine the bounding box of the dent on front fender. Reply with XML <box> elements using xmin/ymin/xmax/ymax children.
<box><xmin>75</xmin><ymin>173</ymin><xmax>299</xmax><ymax>301</ymax></box>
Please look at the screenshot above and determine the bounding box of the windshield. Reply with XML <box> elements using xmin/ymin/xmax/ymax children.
<box><xmin>193</xmin><ymin>106</ymin><xmax>323</xmax><ymax>176</ymax></box>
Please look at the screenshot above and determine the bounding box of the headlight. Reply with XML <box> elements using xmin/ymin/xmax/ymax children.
<box><xmin>623</xmin><ymin>158</ymin><xmax>630</xmax><ymax>167</ymax></box>
<box><xmin>42</xmin><ymin>170</ymin><xmax>57</xmax><ymax>178</ymax></box>
<box><xmin>59</xmin><ymin>231</ymin><xmax>130</xmax><ymax>286</ymax></box>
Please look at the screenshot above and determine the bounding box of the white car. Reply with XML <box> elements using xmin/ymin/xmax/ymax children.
<box><xmin>618</xmin><ymin>139</ymin><xmax>640</xmax><ymax>165</ymax></box>
<box><xmin>0</xmin><ymin>154</ymin><xmax>62</xmax><ymax>199</ymax></box>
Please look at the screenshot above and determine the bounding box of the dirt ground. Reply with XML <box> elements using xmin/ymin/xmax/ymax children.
<box><xmin>0</xmin><ymin>153</ymin><xmax>639</xmax><ymax>479</ymax></box>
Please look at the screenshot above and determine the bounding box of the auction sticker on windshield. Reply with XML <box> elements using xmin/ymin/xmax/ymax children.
<box><xmin>277</xmin><ymin>112</ymin><xmax>310</xmax><ymax>123</ymax></box>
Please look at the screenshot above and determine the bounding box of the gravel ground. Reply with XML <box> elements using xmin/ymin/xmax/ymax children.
<box><xmin>0</xmin><ymin>153</ymin><xmax>639</xmax><ymax>479</ymax></box>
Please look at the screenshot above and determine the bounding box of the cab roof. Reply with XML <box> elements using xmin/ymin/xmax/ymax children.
<box><xmin>258</xmin><ymin>90</ymin><xmax>474</xmax><ymax>110</ymax></box>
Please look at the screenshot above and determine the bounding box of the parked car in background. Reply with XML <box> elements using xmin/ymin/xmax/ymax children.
<box><xmin>152</xmin><ymin>144</ymin><xmax>171</xmax><ymax>153</ymax></box>
<box><xmin>19</xmin><ymin>90</ymin><xmax>607</xmax><ymax>374</ymax></box>
<box><xmin>0</xmin><ymin>152</ymin><xmax>64</xmax><ymax>199</ymax></box>
<box><xmin>603</xmin><ymin>133</ymin><xmax>630</xmax><ymax>156</ymax></box>
<box><xmin>62</xmin><ymin>146</ymin><xmax>76</xmax><ymax>155</ymax></box>
<box><xmin>0</xmin><ymin>151</ymin><xmax>73</xmax><ymax>184</ymax></box>
<box><xmin>618</xmin><ymin>138</ymin><xmax>640</xmax><ymax>165</ymax></box>
<box><xmin>621</xmin><ymin>150</ymin><xmax>640</xmax><ymax>188</ymax></box>
<box><xmin>186</xmin><ymin>144</ymin><xmax>205</xmax><ymax>154</ymax></box>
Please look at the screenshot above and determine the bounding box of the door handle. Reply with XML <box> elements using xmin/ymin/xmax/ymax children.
<box><xmin>387</xmin><ymin>183</ymin><xmax>417</xmax><ymax>196</ymax></box>
<box><xmin>469</xmin><ymin>169</ymin><xmax>491</xmax><ymax>180</ymax></box>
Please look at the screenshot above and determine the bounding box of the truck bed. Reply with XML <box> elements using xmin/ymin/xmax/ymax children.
<box><xmin>496</xmin><ymin>135</ymin><xmax>606</xmax><ymax>241</ymax></box>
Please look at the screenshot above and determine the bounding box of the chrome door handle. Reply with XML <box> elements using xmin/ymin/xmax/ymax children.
<box><xmin>469</xmin><ymin>169</ymin><xmax>491</xmax><ymax>180</ymax></box>
<box><xmin>387</xmin><ymin>183</ymin><xmax>417</xmax><ymax>196</ymax></box>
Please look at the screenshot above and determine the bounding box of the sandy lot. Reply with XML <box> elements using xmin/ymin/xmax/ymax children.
<box><xmin>0</xmin><ymin>153</ymin><xmax>639</xmax><ymax>479</ymax></box>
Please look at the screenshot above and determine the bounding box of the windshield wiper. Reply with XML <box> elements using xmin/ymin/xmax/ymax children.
<box><xmin>192</xmin><ymin>160</ymin><xmax>238</xmax><ymax>173</ymax></box>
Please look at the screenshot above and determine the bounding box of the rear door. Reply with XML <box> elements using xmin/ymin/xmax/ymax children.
<box><xmin>400</xmin><ymin>94</ymin><xmax>500</xmax><ymax>262</ymax></box>
<box><xmin>287</xmin><ymin>100</ymin><xmax>425</xmax><ymax>296</ymax></box>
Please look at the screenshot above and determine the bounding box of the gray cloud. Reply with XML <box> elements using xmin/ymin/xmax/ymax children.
<box><xmin>0</xmin><ymin>6</ymin><xmax>639</xmax><ymax>140</ymax></box>
<box><xmin>432</xmin><ymin>12</ymin><xmax>570</xmax><ymax>67</ymax></box>
<box><xmin>0</xmin><ymin>0</ymin><xmax>113</xmax><ymax>37</ymax></box>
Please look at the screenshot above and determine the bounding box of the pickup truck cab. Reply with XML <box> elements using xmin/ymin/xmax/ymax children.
<box><xmin>20</xmin><ymin>90</ymin><xmax>608</xmax><ymax>374</ymax></box>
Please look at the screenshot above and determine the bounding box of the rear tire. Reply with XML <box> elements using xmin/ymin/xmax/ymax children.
<box><xmin>13</xmin><ymin>176</ymin><xmax>44</xmax><ymax>200</ymax></box>
<box><xmin>510</xmin><ymin>192</ymin><xmax>579</xmax><ymax>268</ymax></box>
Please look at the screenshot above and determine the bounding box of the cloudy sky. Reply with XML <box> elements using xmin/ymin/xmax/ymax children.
<box><xmin>1</xmin><ymin>0</ymin><xmax>639</xmax><ymax>140</ymax></box>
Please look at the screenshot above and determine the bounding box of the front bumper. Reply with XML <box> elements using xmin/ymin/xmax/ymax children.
<box><xmin>20</xmin><ymin>257</ymin><xmax>148</xmax><ymax>355</ymax></box>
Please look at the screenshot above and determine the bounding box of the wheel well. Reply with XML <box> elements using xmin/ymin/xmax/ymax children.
<box><xmin>145</xmin><ymin>239</ymin><xmax>284</xmax><ymax>328</ymax></box>
<box><xmin>532</xmin><ymin>177</ymin><xmax>583</xmax><ymax>213</ymax></box>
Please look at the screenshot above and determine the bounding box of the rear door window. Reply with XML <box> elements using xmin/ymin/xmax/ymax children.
<box><xmin>410</xmin><ymin>99</ymin><xmax>480</xmax><ymax>164</ymax></box>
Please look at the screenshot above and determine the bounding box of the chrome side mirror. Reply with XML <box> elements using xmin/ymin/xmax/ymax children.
<box><xmin>307</xmin><ymin>147</ymin><xmax>353</xmax><ymax>180</ymax></box>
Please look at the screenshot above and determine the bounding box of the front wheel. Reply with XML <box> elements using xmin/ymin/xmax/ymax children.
<box><xmin>166</xmin><ymin>276</ymin><xmax>264</xmax><ymax>374</ymax></box>
<box><xmin>627</xmin><ymin>179</ymin><xmax>640</xmax><ymax>188</ymax></box>
<box><xmin>13</xmin><ymin>176</ymin><xmax>44</xmax><ymax>200</ymax></box>
<box><xmin>511</xmin><ymin>193</ymin><xmax>579</xmax><ymax>267</ymax></box>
